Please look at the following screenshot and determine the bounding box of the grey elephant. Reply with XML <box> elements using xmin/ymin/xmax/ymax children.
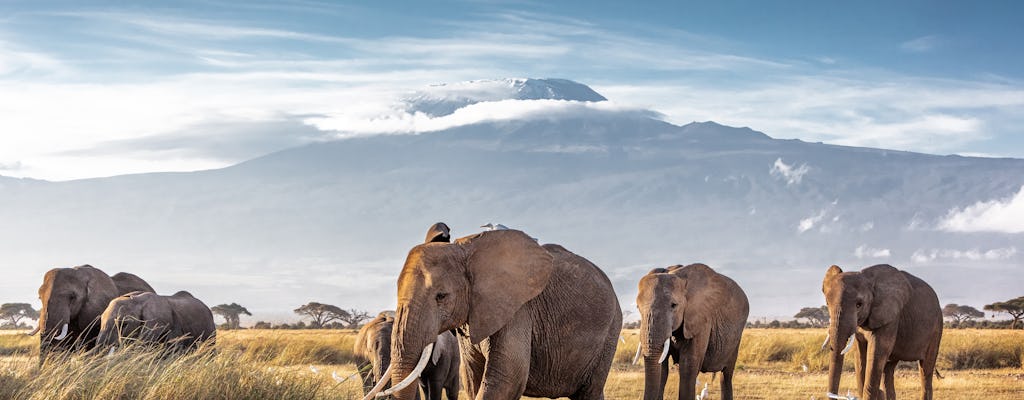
<box><xmin>354</xmin><ymin>311</ymin><xmax>460</xmax><ymax>400</ymax></box>
<box><xmin>32</xmin><ymin>264</ymin><xmax>154</xmax><ymax>361</ymax></box>
<box><xmin>97</xmin><ymin>290</ymin><xmax>216</xmax><ymax>352</ymax></box>
<box><xmin>373</xmin><ymin>225</ymin><xmax>621</xmax><ymax>400</ymax></box>
<box><xmin>822</xmin><ymin>264</ymin><xmax>942</xmax><ymax>400</ymax></box>
<box><xmin>636</xmin><ymin>264</ymin><xmax>749</xmax><ymax>400</ymax></box>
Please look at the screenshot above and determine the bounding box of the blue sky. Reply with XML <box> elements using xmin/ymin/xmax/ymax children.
<box><xmin>1</xmin><ymin>0</ymin><xmax>1022</xmax><ymax>179</ymax></box>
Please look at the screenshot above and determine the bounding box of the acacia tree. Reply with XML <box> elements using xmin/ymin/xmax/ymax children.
<box><xmin>942</xmin><ymin>303</ymin><xmax>985</xmax><ymax>324</ymax></box>
<box><xmin>294</xmin><ymin>302</ymin><xmax>349</xmax><ymax>328</ymax></box>
<box><xmin>337</xmin><ymin>308</ymin><xmax>372</xmax><ymax>328</ymax></box>
<box><xmin>984</xmin><ymin>296</ymin><xmax>1024</xmax><ymax>329</ymax></box>
<box><xmin>211</xmin><ymin>303</ymin><xmax>251</xmax><ymax>329</ymax></box>
<box><xmin>793</xmin><ymin>305</ymin><xmax>829</xmax><ymax>327</ymax></box>
<box><xmin>0</xmin><ymin>303</ymin><xmax>39</xmax><ymax>328</ymax></box>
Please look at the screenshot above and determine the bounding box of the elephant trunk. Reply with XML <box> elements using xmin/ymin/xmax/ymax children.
<box><xmin>388</xmin><ymin>302</ymin><xmax>437</xmax><ymax>400</ymax></box>
<box><xmin>639</xmin><ymin>310</ymin><xmax>671</xmax><ymax>400</ymax></box>
<box><xmin>827</xmin><ymin>313</ymin><xmax>857</xmax><ymax>396</ymax></box>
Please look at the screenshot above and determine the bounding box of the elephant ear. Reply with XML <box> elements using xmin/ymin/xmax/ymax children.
<box><xmin>675</xmin><ymin>267</ymin><xmax>712</xmax><ymax>340</ymax></box>
<box><xmin>425</xmin><ymin>222</ymin><xmax>451</xmax><ymax>243</ymax></box>
<box><xmin>139</xmin><ymin>294</ymin><xmax>174</xmax><ymax>340</ymax></box>
<box><xmin>865</xmin><ymin>265</ymin><xmax>912</xmax><ymax>329</ymax></box>
<box><xmin>82</xmin><ymin>267</ymin><xmax>119</xmax><ymax>319</ymax></box>
<box><xmin>465</xmin><ymin>230</ymin><xmax>554</xmax><ymax>344</ymax></box>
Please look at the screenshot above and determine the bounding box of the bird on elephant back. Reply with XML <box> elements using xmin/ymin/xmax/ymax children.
<box><xmin>30</xmin><ymin>264</ymin><xmax>155</xmax><ymax>364</ymax></box>
<box><xmin>354</xmin><ymin>310</ymin><xmax>460</xmax><ymax>400</ymax></box>
<box><xmin>371</xmin><ymin>222</ymin><xmax>621</xmax><ymax>400</ymax></box>
<box><xmin>635</xmin><ymin>263</ymin><xmax>749</xmax><ymax>400</ymax></box>
<box><xmin>96</xmin><ymin>290</ymin><xmax>216</xmax><ymax>354</ymax></box>
<box><xmin>821</xmin><ymin>264</ymin><xmax>942</xmax><ymax>400</ymax></box>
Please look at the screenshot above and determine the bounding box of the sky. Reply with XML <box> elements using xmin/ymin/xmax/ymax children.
<box><xmin>1</xmin><ymin>0</ymin><xmax>1023</xmax><ymax>180</ymax></box>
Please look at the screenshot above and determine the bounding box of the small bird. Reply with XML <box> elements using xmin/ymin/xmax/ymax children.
<box><xmin>697</xmin><ymin>382</ymin><xmax>709</xmax><ymax>400</ymax></box>
<box><xmin>481</xmin><ymin>223</ymin><xmax>509</xmax><ymax>231</ymax></box>
<box><xmin>802</xmin><ymin>363</ymin><xmax>809</xmax><ymax>372</ymax></box>
<box><xmin>332</xmin><ymin>371</ymin><xmax>353</xmax><ymax>383</ymax></box>
<box><xmin>309</xmin><ymin>365</ymin><xmax>319</xmax><ymax>374</ymax></box>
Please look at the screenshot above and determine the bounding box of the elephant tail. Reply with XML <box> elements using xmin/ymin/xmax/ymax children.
<box><xmin>934</xmin><ymin>368</ymin><xmax>944</xmax><ymax>379</ymax></box>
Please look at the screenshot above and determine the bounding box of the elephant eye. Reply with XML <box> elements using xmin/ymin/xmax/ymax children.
<box><xmin>856</xmin><ymin>301</ymin><xmax>863</xmax><ymax>308</ymax></box>
<box><xmin>670</xmin><ymin>303</ymin><xmax>678</xmax><ymax>309</ymax></box>
<box><xmin>435</xmin><ymin>292</ymin><xmax>448</xmax><ymax>302</ymax></box>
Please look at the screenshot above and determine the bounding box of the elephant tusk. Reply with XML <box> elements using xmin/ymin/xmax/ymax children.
<box><xmin>632</xmin><ymin>341</ymin><xmax>642</xmax><ymax>365</ymax></box>
<box><xmin>820</xmin><ymin>333</ymin><xmax>829</xmax><ymax>351</ymax></box>
<box><xmin>840</xmin><ymin>335</ymin><xmax>855</xmax><ymax>355</ymax></box>
<box><xmin>657</xmin><ymin>338</ymin><xmax>671</xmax><ymax>364</ymax></box>
<box><xmin>361</xmin><ymin>364</ymin><xmax>393</xmax><ymax>400</ymax></box>
<box><xmin>378</xmin><ymin>343</ymin><xmax>434</xmax><ymax>398</ymax></box>
<box><xmin>53</xmin><ymin>324</ymin><xmax>69</xmax><ymax>341</ymax></box>
<box><xmin>25</xmin><ymin>326</ymin><xmax>40</xmax><ymax>336</ymax></box>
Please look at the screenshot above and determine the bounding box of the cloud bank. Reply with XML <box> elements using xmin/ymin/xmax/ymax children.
<box><xmin>938</xmin><ymin>186</ymin><xmax>1024</xmax><ymax>233</ymax></box>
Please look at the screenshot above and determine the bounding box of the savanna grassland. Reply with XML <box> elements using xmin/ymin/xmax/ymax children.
<box><xmin>1</xmin><ymin>329</ymin><xmax>1021</xmax><ymax>399</ymax></box>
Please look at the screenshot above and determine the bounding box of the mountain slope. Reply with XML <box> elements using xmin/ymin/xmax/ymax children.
<box><xmin>1</xmin><ymin>81</ymin><xmax>1021</xmax><ymax>320</ymax></box>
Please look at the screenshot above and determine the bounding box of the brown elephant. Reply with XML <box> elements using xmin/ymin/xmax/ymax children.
<box><xmin>354</xmin><ymin>311</ymin><xmax>460</xmax><ymax>400</ymax></box>
<box><xmin>636</xmin><ymin>263</ymin><xmax>749</xmax><ymax>400</ymax></box>
<box><xmin>822</xmin><ymin>264</ymin><xmax>942</xmax><ymax>400</ymax></box>
<box><xmin>377</xmin><ymin>225</ymin><xmax>621</xmax><ymax>400</ymax></box>
<box><xmin>97</xmin><ymin>290</ymin><xmax>216</xmax><ymax>352</ymax></box>
<box><xmin>33</xmin><ymin>264</ymin><xmax>155</xmax><ymax>361</ymax></box>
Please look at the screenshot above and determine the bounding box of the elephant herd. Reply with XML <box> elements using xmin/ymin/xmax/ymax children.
<box><xmin>29</xmin><ymin>264</ymin><xmax>216</xmax><ymax>363</ymax></box>
<box><xmin>353</xmin><ymin>223</ymin><xmax>942</xmax><ymax>400</ymax></box>
<box><xmin>27</xmin><ymin>222</ymin><xmax>943</xmax><ymax>400</ymax></box>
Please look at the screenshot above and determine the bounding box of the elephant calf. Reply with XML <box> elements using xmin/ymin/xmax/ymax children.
<box><xmin>354</xmin><ymin>311</ymin><xmax>460</xmax><ymax>400</ymax></box>
<box><xmin>97</xmin><ymin>291</ymin><xmax>216</xmax><ymax>352</ymax></box>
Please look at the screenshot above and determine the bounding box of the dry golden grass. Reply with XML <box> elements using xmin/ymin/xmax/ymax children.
<box><xmin>1</xmin><ymin>328</ymin><xmax>1021</xmax><ymax>399</ymax></box>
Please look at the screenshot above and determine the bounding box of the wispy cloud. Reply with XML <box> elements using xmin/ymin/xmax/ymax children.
<box><xmin>937</xmin><ymin>186</ymin><xmax>1024</xmax><ymax>233</ymax></box>
<box><xmin>854</xmin><ymin>245</ymin><xmax>891</xmax><ymax>259</ymax></box>
<box><xmin>911</xmin><ymin>247</ymin><xmax>1018</xmax><ymax>263</ymax></box>
<box><xmin>770</xmin><ymin>157</ymin><xmax>810</xmax><ymax>185</ymax></box>
<box><xmin>901</xmin><ymin>35</ymin><xmax>941</xmax><ymax>53</ymax></box>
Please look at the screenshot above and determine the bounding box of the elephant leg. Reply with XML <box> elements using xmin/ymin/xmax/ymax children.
<box><xmin>855</xmin><ymin>332</ymin><xmax>868</xmax><ymax>396</ymax></box>
<box><xmin>677</xmin><ymin>332</ymin><xmax>710</xmax><ymax>400</ymax></box>
<box><xmin>883</xmin><ymin>360</ymin><xmax>897</xmax><ymax>400</ymax></box>
<box><xmin>458</xmin><ymin>337</ymin><xmax>485</xmax><ymax>399</ymax></box>
<box><xmin>427</xmin><ymin>375</ymin><xmax>444</xmax><ymax>400</ymax></box>
<box><xmin>475</xmin><ymin>326</ymin><xmax>530</xmax><ymax>400</ymax></box>
<box><xmin>720</xmin><ymin>364</ymin><xmax>735</xmax><ymax>400</ymax></box>
<box><xmin>445</xmin><ymin>376</ymin><xmax>460</xmax><ymax>400</ymax></box>
<box><xmin>919</xmin><ymin>355</ymin><xmax>937</xmax><ymax>400</ymax></box>
<box><xmin>863</xmin><ymin>327</ymin><xmax>896</xmax><ymax>400</ymax></box>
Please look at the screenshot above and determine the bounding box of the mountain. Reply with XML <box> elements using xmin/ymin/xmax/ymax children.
<box><xmin>1</xmin><ymin>79</ymin><xmax>1021</xmax><ymax>321</ymax></box>
<box><xmin>402</xmin><ymin>78</ymin><xmax>607</xmax><ymax>117</ymax></box>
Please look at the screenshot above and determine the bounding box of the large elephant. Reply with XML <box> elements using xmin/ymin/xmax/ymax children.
<box><xmin>97</xmin><ymin>290</ymin><xmax>216</xmax><ymax>352</ymax></box>
<box><xmin>379</xmin><ymin>226</ymin><xmax>621</xmax><ymax>400</ymax></box>
<box><xmin>34</xmin><ymin>264</ymin><xmax>155</xmax><ymax>360</ymax></box>
<box><xmin>354</xmin><ymin>311</ymin><xmax>460</xmax><ymax>400</ymax></box>
<box><xmin>822</xmin><ymin>264</ymin><xmax>942</xmax><ymax>400</ymax></box>
<box><xmin>636</xmin><ymin>264</ymin><xmax>749</xmax><ymax>400</ymax></box>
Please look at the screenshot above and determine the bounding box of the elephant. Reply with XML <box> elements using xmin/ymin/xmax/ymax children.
<box><xmin>33</xmin><ymin>264</ymin><xmax>155</xmax><ymax>361</ymax></box>
<box><xmin>635</xmin><ymin>263</ymin><xmax>749</xmax><ymax>400</ymax></box>
<box><xmin>821</xmin><ymin>264</ymin><xmax>942</xmax><ymax>400</ymax></box>
<box><xmin>354</xmin><ymin>311</ymin><xmax>460</xmax><ymax>400</ymax></box>
<box><xmin>373</xmin><ymin>225</ymin><xmax>621</xmax><ymax>400</ymax></box>
<box><xmin>97</xmin><ymin>290</ymin><xmax>216</xmax><ymax>352</ymax></box>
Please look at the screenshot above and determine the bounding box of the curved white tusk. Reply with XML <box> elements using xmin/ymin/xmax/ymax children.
<box><xmin>25</xmin><ymin>325</ymin><xmax>40</xmax><ymax>336</ymax></box>
<box><xmin>361</xmin><ymin>364</ymin><xmax>392</xmax><ymax>400</ymax></box>
<box><xmin>820</xmin><ymin>333</ymin><xmax>829</xmax><ymax>351</ymax></box>
<box><xmin>632</xmin><ymin>341</ymin><xmax>642</xmax><ymax>365</ymax></box>
<box><xmin>378</xmin><ymin>343</ymin><xmax>434</xmax><ymax>398</ymax></box>
<box><xmin>53</xmin><ymin>324</ymin><xmax>69</xmax><ymax>340</ymax></box>
<box><xmin>840</xmin><ymin>335</ymin><xmax>855</xmax><ymax>355</ymax></box>
<box><xmin>657</xmin><ymin>338</ymin><xmax>671</xmax><ymax>364</ymax></box>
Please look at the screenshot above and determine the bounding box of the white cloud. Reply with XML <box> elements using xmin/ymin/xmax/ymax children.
<box><xmin>937</xmin><ymin>186</ymin><xmax>1024</xmax><ymax>233</ymax></box>
<box><xmin>901</xmin><ymin>35</ymin><xmax>941</xmax><ymax>53</ymax></box>
<box><xmin>854</xmin><ymin>245</ymin><xmax>891</xmax><ymax>259</ymax></box>
<box><xmin>911</xmin><ymin>247</ymin><xmax>1018</xmax><ymax>264</ymax></box>
<box><xmin>859</xmin><ymin>222</ymin><xmax>875</xmax><ymax>232</ymax></box>
<box><xmin>798</xmin><ymin>210</ymin><xmax>826</xmax><ymax>233</ymax></box>
<box><xmin>770</xmin><ymin>158</ymin><xmax>810</xmax><ymax>185</ymax></box>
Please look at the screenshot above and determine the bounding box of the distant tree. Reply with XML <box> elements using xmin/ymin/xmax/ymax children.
<box><xmin>337</xmin><ymin>308</ymin><xmax>372</xmax><ymax>328</ymax></box>
<box><xmin>294</xmin><ymin>302</ymin><xmax>349</xmax><ymax>328</ymax></box>
<box><xmin>794</xmin><ymin>306</ymin><xmax>829</xmax><ymax>327</ymax></box>
<box><xmin>942</xmin><ymin>303</ymin><xmax>985</xmax><ymax>324</ymax></box>
<box><xmin>984</xmin><ymin>296</ymin><xmax>1024</xmax><ymax>329</ymax></box>
<box><xmin>252</xmin><ymin>321</ymin><xmax>272</xmax><ymax>329</ymax></box>
<box><xmin>211</xmin><ymin>303</ymin><xmax>251</xmax><ymax>329</ymax></box>
<box><xmin>0</xmin><ymin>303</ymin><xmax>39</xmax><ymax>328</ymax></box>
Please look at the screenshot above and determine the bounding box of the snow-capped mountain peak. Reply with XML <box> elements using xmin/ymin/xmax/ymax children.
<box><xmin>402</xmin><ymin>78</ymin><xmax>607</xmax><ymax>117</ymax></box>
